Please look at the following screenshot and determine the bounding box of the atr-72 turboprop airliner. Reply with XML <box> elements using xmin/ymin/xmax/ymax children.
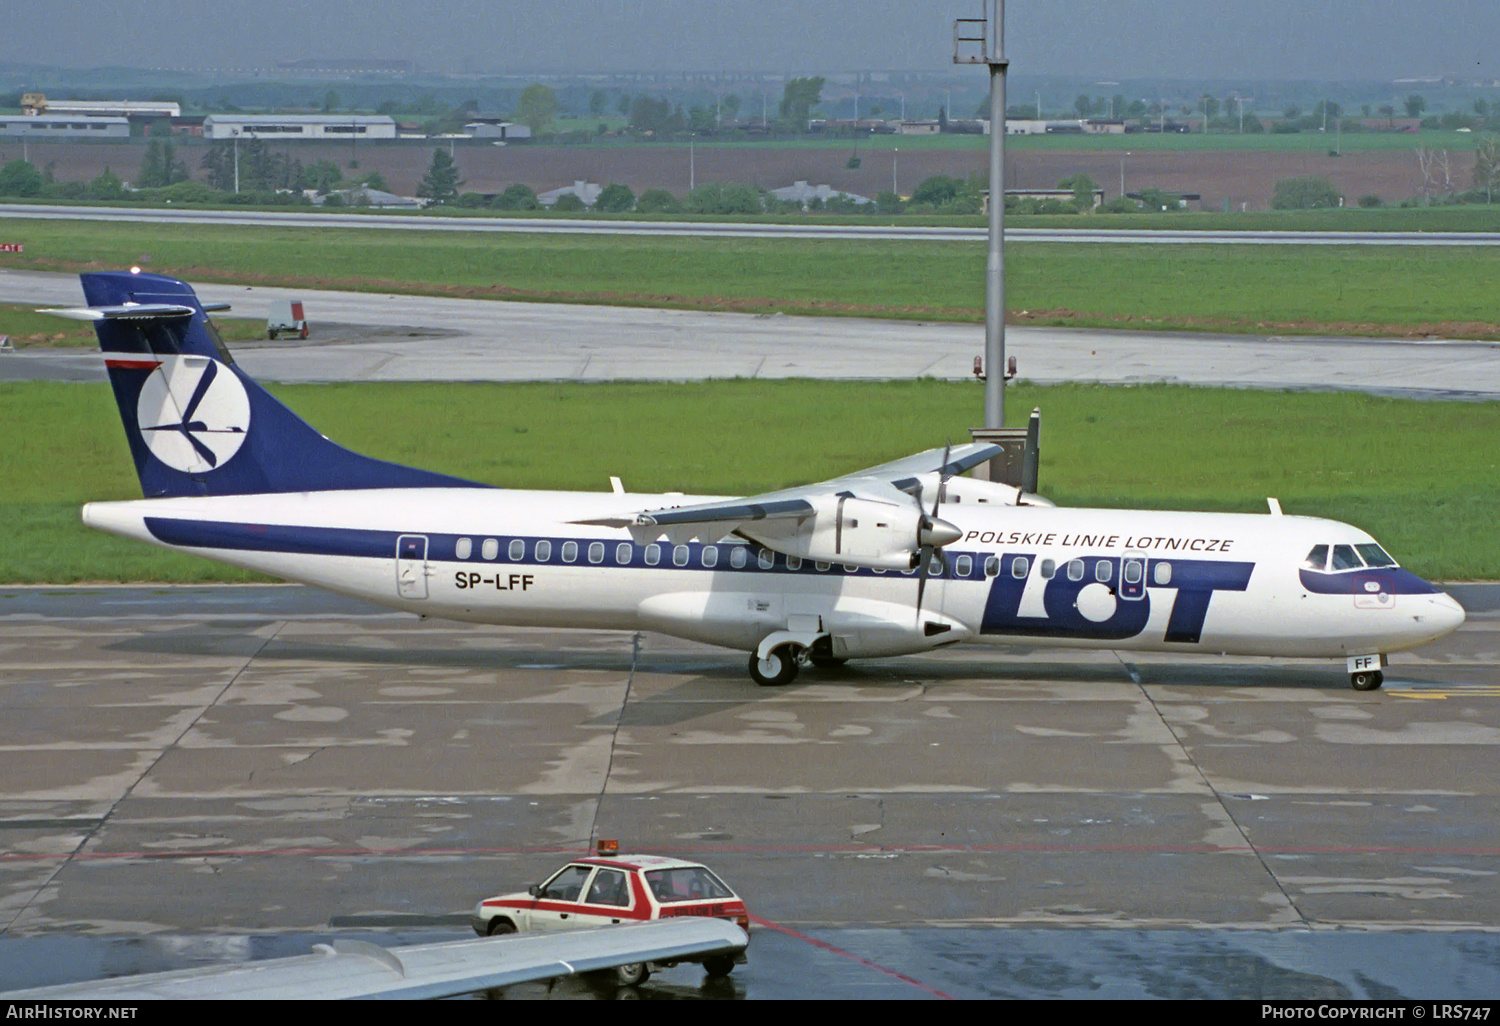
<box><xmin>49</xmin><ymin>271</ymin><xmax>1465</xmax><ymax>691</ymax></box>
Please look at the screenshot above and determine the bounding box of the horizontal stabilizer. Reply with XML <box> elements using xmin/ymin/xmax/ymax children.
<box><xmin>40</xmin><ymin>303</ymin><xmax>197</xmax><ymax>321</ymax></box>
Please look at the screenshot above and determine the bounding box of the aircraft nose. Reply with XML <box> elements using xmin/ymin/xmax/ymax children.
<box><xmin>1428</xmin><ymin>592</ymin><xmax>1468</xmax><ymax>636</ymax></box>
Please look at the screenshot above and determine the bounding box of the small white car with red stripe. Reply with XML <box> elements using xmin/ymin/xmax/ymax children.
<box><xmin>471</xmin><ymin>850</ymin><xmax>749</xmax><ymax>985</ymax></box>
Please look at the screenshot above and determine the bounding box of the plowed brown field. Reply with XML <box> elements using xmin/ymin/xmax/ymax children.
<box><xmin>1</xmin><ymin>138</ymin><xmax>1464</xmax><ymax>210</ymax></box>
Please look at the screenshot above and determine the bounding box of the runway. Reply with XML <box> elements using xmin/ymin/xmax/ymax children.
<box><xmin>4</xmin><ymin>270</ymin><xmax>1498</xmax><ymax>399</ymax></box>
<box><xmin>1</xmin><ymin>585</ymin><xmax>1497</xmax><ymax>999</ymax></box>
<box><xmin>5</xmin><ymin>203</ymin><xmax>1500</xmax><ymax>246</ymax></box>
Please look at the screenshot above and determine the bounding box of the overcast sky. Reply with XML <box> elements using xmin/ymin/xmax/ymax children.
<box><xmin>3</xmin><ymin>1</ymin><xmax>1497</xmax><ymax>82</ymax></box>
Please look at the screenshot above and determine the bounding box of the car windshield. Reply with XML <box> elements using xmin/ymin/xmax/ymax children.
<box><xmin>540</xmin><ymin>864</ymin><xmax>591</xmax><ymax>901</ymax></box>
<box><xmin>644</xmin><ymin>866</ymin><xmax>735</xmax><ymax>903</ymax></box>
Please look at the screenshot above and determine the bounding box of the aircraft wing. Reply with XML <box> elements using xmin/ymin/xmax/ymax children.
<box><xmin>0</xmin><ymin>919</ymin><xmax>749</xmax><ymax>1001</ymax></box>
<box><xmin>581</xmin><ymin>442</ymin><xmax>1002</xmax><ymax>529</ymax></box>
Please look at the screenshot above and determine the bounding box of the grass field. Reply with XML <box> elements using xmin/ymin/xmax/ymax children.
<box><xmin>2</xmin><ymin>379</ymin><xmax>1494</xmax><ymax>583</ymax></box>
<box><xmin>5</xmin><ymin>218</ymin><xmax>1500</xmax><ymax>337</ymax></box>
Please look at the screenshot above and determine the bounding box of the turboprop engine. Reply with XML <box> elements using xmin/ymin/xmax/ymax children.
<box><xmin>735</xmin><ymin>494</ymin><xmax>960</xmax><ymax>571</ymax></box>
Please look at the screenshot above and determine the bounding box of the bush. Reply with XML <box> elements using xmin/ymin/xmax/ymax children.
<box><xmin>685</xmin><ymin>181</ymin><xmax>766</xmax><ymax>215</ymax></box>
<box><xmin>454</xmin><ymin>192</ymin><xmax>489</xmax><ymax>208</ymax></box>
<box><xmin>492</xmin><ymin>184</ymin><xmax>539</xmax><ymax>211</ymax></box>
<box><xmin>84</xmin><ymin>168</ymin><xmax>125</xmax><ymax>201</ymax></box>
<box><xmin>910</xmin><ymin>174</ymin><xmax>962</xmax><ymax>206</ymax></box>
<box><xmin>0</xmin><ymin>159</ymin><xmax>44</xmax><ymax>197</ymax></box>
<box><xmin>1272</xmin><ymin>175</ymin><xmax>1342</xmax><ymax>210</ymax></box>
<box><xmin>875</xmin><ymin>190</ymin><xmax>904</xmax><ymax>214</ymax></box>
<box><xmin>594</xmin><ymin>182</ymin><xmax>636</xmax><ymax>213</ymax></box>
<box><xmin>1358</xmin><ymin>194</ymin><xmax>1382</xmax><ymax>208</ymax></box>
<box><xmin>552</xmin><ymin>193</ymin><xmax>587</xmax><ymax>212</ymax></box>
<box><xmin>635</xmin><ymin>188</ymin><xmax>680</xmax><ymax>214</ymax></box>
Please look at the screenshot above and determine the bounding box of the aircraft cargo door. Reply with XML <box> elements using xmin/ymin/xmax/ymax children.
<box><xmin>396</xmin><ymin>534</ymin><xmax>429</xmax><ymax>599</ymax></box>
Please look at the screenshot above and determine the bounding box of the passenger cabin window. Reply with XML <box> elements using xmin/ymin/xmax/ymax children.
<box><xmin>615</xmin><ymin>542</ymin><xmax>632</xmax><ymax>564</ymax></box>
<box><xmin>757</xmin><ymin>550</ymin><xmax>774</xmax><ymax>570</ymax></box>
<box><xmin>730</xmin><ymin>547</ymin><xmax>748</xmax><ymax>569</ymax></box>
<box><xmin>815</xmin><ymin>561</ymin><xmax>830</xmax><ymax>572</ymax></box>
<box><xmin>1040</xmin><ymin>558</ymin><xmax>1056</xmax><ymax>579</ymax></box>
<box><xmin>1302</xmin><ymin>544</ymin><xmax>1329</xmax><ymax>571</ymax></box>
<box><xmin>1331</xmin><ymin>544</ymin><xmax>1363</xmax><ymax>571</ymax></box>
<box><xmin>507</xmin><ymin>539</ymin><xmax>524</xmax><ymax>561</ymax></box>
<box><xmin>455</xmin><ymin>537</ymin><xmax>472</xmax><ymax>560</ymax></box>
<box><xmin>535</xmin><ymin>540</ymin><xmax>552</xmax><ymax>562</ymax></box>
<box><xmin>561</xmin><ymin>541</ymin><xmax>578</xmax><ymax>563</ymax></box>
<box><xmin>1012</xmin><ymin>556</ymin><xmax>1030</xmax><ymax>579</ymax></box>
<box><xmin>588</xmin><ymin>542</ymin><xmax>604</xmax><ymax>564</ymax></box>
<box><xmin>645</xmin><ymin>544</ymin><xmax>661</xmax><ymax>566</ymax></box>
<box><xmin>984</xmin><ymin>556</ymin><xmax>1000</xmax><ymax>577</ymax></box>
<box><xmin>1067</xmin><ymin>559</ymin><xmax>1085</xmax><ymax>581</ymax></box>
<box><xmin>1356</xmin><ymin>543</ymin><xmax>1396</xmax><ymax>567</ymax></box>
<box><xmin>928</xmin><ymin>554</ymin><xmax>943</xmax><ymax>576</ymax></box>
<box><xmin>481</xmin><ymin>538</ymin><xmax>499</xmax><ymax>560</ymax></box>
<box><xmin>1123</xmin><ymin>559</ymin><xmax>1143</xmax><ymax>584</ymax></box>
<box><xmin>1153</xmin><ymin>561</ymin><xmax>1172</xmax><ymax>586</ymax></box>
<box><xmin>702</xmin><ymin>546</ymin><xmax>718</xmax><ymax>568</ymax></box>
<box><xmin>787</xmin><ymin>555</ymin><xmax>802</xmax><ymax>571</ymax></box>
<box><xmin>1095</xmin><ymin>560</ymin><xmax>1113</xmax><ymax>583</ymax></box>
<box><xmin>673</xmin><ymin>545</ymin><xmax>690</xmax><ymax>567</ymax></box>
<box><xmin>955</xmin><ymin>554</ymin><xmax>973</xmax><ymax>577</ymax></box>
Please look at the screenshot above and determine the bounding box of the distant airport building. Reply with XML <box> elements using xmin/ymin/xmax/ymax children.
<box><xmin>39</xmin><ymin>99</ymin><xmax>181</xmax><ymax>119</ymax></box>
<box><xmin>463</xmin><ymin>121</ymin><xmax>531</xmax><ymax>142</ymax></box>
<box><xmin>20</xmin><ymin>94</ymin><xmax>180</xmax><ymax>119</ymax></box>
<box><xmin>314</xmin><ymin>186</ymin><xmax>422</xmax><ymax>208</ymax></box>
<box><xmin>537</xmin><ymin>180</ymin><xmax>603</xmax><ymax>207</ymax></box>
<box><xmin>202</xmin><ymin>115</ymin><xmax>397</xmax><ymax>141</ymax></box>
<box><xmin>0</xmin><ymin>115</ymin><xmax>130</xmax><ymax>140</ymax></box>
<box><xmin>771</xmin><ymin>180</ymin><xmax>872</xmax><ymax>207</ymax></box>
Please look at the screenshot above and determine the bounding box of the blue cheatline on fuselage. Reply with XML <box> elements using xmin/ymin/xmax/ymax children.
<box><xmin>143</xmin><ymin>516</ymin><xmax>1261</xmax><ymax>646</ymax></box>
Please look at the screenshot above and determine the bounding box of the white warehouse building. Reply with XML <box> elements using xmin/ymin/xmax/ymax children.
<box><xmin>202</xmin><ymin>115</ymin><xmax>397</xmax><ymax>141</ymax></box>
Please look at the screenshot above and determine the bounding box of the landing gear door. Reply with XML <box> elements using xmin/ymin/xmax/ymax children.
<box><xmin>396</xmin><ymin>534</ymin><xmax>429</xmax><ymax>599</ymax></box>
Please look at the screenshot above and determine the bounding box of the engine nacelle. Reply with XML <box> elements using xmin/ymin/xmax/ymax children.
<box><xmin>738</xmin><ymin>495</ymin><xmax>927</xmax><ymax>570</ymax></box>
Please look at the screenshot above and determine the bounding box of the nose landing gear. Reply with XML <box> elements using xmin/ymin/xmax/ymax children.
<box><xmin>1347</xmin><ymin>653</ymin><xmax>1387</xmax><ymax>691</ymax></box>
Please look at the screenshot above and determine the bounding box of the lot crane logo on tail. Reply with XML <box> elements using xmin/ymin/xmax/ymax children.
<box><xmin>135</xmin><ymin>356</ymin><xmax>250</xmax><ymax>473</ymax></box>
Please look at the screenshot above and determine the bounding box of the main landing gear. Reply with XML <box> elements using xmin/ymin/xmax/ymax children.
<box><xmin>748</xmin><ymin>636</ymin><xmax>844</xmax><ymax>686</ymax></box>
<box><xmin>1350</xmin><ymin>669</ymin><xmax>1384</xmax><ymax>691</ymax></box>
<box><xmin>749</xmin><ymin>645</ymin><xmax>800</xmax><ymax>687</ymax></box>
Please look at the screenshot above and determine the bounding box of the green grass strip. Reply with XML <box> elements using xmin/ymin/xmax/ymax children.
<box><xmin>5</xmin><ymin>218</ymin><xmax>1500</xmax><ymax>337</ymax></box>
<box><xmin>2</xmin><ymin>379</ymin><xmax>1494</xmax><ymax>582</ymax></box>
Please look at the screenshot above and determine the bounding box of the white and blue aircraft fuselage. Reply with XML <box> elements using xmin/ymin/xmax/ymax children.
<box><xmin>55</xmin><ymin>271</ymin><xmax>1466</xmax><ymax>691</ymax></box>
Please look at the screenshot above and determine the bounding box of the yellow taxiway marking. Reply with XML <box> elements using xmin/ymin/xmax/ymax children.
<box><xmin>1388</xmin><ymin>685</ymin><xmax>1500</xmax><ymax>700</ymax></box>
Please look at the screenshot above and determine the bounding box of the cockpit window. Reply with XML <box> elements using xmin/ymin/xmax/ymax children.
<box><xmin>1330</xmin><ymin>544</ymin><xmax>1363</xmax><ymax>571</ymax></box>
<box><xmin>1302</xmin><ymin>545</ymin><xmax>1328</xmax><ymax>571</ymax></box>
<box><xmin>1355</xmin><ymin>543</ymin><xmax>1397</xmax><ymax>568</ymax></box>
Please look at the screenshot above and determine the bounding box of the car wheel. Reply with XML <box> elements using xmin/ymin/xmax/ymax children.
<box><xmin>615</xmin><ymin>962</ymin><xmax>650</xmax><ymax>986</ymax></box>
<box><xmin>702</xmin><ymin>955</ymin><xmax>736</xmax><ymax>978</ymax></box>
<box><xmin>486</xmin><ymin>917</ymin><xmax>517</xmax><ymax>936</ymax></box>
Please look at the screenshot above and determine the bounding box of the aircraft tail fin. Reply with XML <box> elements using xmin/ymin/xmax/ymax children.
<box><xmin>54</xmin><ymin>271</ymin><xmax>487</xmax><ymax>499</ymax></box>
